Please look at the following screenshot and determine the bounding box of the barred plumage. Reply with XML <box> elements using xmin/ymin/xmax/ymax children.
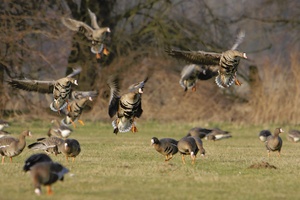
<box><xmin>108</xmin><ymin>76</ymin><xmax>148</xmax><ymax>134</ymax></box>
<box><xmin>166</xmin><ymin>30</ymin><xmax>247</xmax><ymax>88</ymax></box>
<box><xmin>61</xmin><ymin>9</ymin><xmax>110</xmax><ymax>59</ymax></box>
<box><xmin>151</xmin><ymin>137</ymin><xmax>178</xmax><ymax>162</ymax></box>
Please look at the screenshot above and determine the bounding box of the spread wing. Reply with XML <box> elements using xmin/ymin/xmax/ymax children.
<box><xmin>107</xmin><ymin>76</ymin><xmax>121</xmax><ymax>118</ymax></box>
<box><xmin>71</xmin><ymin>90</ymin><xmax>99</xmax><ymax>100</ymax></box>
<box><xmin>7</xmin><ymin>79</ymin><xmax>55</xmax><ymax>93</ymax></box>
<box><xmin>66</xmin><ymin>67</ymin><xmax>82</xmax><ymax>78</ymax></box>
<box><xmin>166</xmin><ymin>48</ymin><xmax>222</xmax><ymax>66</ymax></box>
<box><xmin>61</xmin><ymin>17</ymin><xmax>94</xmax><ymax>40</ymax></box>
<box><xmin>88</xmin><ymin>9</ymin><xmax>100</xmax><ymax>30</ymax></box>
<box><xmin>198</xmin><ymin>65</ymin><xmax>219</xmax><ymax>80</ymax></box>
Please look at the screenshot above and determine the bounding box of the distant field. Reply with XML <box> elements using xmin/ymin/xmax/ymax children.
<box><xmin>0</xmin><ymin>121</ymin><xmax>300</xmax><ymax>200</ymax></box>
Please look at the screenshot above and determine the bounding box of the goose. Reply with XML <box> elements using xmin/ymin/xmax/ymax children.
<box><xmin>167</xmin><ymin>31</ymin><xmax>247</xmax><ymax>88</ymax></box>
<box><xmin>62</xmin><ymin>139</ymin><xmax>81</xmax><ymax>162</ymax></box>
<box><xmin>28</xmin><ymin>137</ymin><xmax>65</xmax><ymax>156</ymax></box>
<box><xmin>61</xmin><ymin>9</ymin><xmax>111</xmax><ymax>59</ymax></box>
<box><xmin>7</xmin><ymin>67</ymin><xmax>82</xmax><ymax>112</ymax></box>
<box><xmin>286</xmin><ymin>130</ymin><xmax>300</xmax><ymax>143</ymax></box>
<box><xmin>23</xmin><ymin>156</ymin><xmax>69</xmax><ymax>195</ymax></box>
<box><xmin>0</xmin><ymin>119</ymin><xmax>9</xmax><ymax>130</ymax></box>
<box><xmin>265</xmin><ymin>128</ymin><xmax>284</xmax><ymax>157</ymax></box>
<box><xmin>23</xmin><ymin>153</ymin><xmax>53</xmax><ymax>172</ymax></box>
<box><xmin>151</xmin><ymin>137</ymin><xmax>178</xmax><ymax>162</ymax></box>
<box><xmin>61</xmin><ymin>96</ymin><xmax>93</xmax><ymax>127</ymax></box>
<box><xmin>0</xmin><ymin>130</ymin><xmax>32</xmax><ymax>164</ymax></box>
<box><xmin>47</xmin><ymin>119</ymin><xmax>73</xmax><ymax>138</ymax></box>
<box><xmin>204</xmin><ymin>128</ymin><xmax>232</xmax><ymax>141</ymax></box>
<box><xmin>258</xmin><ymin>130</ymin><xmax>272</xmax><ymax>142</ymax></box>
<box><xmin>177</xmin><ymin>136</ymin><xmax>199</xmax><ymax>164</ymax></box>
<box><xmin>107</xmin><ymin>75</ymin><xmax>148</xmax><ymax>134</ymax></box>
<box><xmin>186</xmin><ymin>127</ymin><xmax>214</xmax><ymax>138</ymax></box>
<box><xmin>0</xmin><ymin>130</ymin><xmax>11</xmax><ymax>138</ymax></box>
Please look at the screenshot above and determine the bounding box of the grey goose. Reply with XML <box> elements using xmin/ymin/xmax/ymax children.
<box><xmin>151</xmin><ymin>137</ymin><xmax>178</xmax><ymax>162</ymax></box>
<box><xmin>265</xmin><ymin>128</ymin><xmax>284</xmax><ymax>157</ymax></box>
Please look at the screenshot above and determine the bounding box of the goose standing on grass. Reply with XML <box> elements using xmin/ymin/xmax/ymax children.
<box><xmin>258</xmin><ymin>130</ymin><xmax>272</xmax><ymax>142</ymax></box>
<box><xmin>265</xmin><ymin>128</ymin><xmax>284</xmax><ymax>157</ymax></box>
<box><xmin>286</xmin><ymin>130</ymin><xmax>300</xmax><ymax>143</ymax></box>
<box><xmin>61</xmin><ymin>96</ymin><xmax>93</xmax><ymax>127</ymax></box>
<box><xmin>7</xmin><ymin>67</ymin><xmax>82</xmax><ymax>112</ymax></box>
<box><xmin>166</xmin><ymin>31</ymin><xmax>247</xmax><ymax>88</ymax></box>
<box><xmin>62</xmin><ymin>139</ymin><xmax>81</xmax><ymax>162</ymax></box>
<box><xmin>47</xmin><ymin>119</ymin><xmax>73</xmax><ymax>138</ymax></box>
<box><xmin>0</xmin><ymin>130</ymin><xmax>32</xmax><ymax>164</ymax></box>
<box><xmin>23</xmin><ymin>154</ymin><xmax>69</xmax><ymax>195</ymax></box>
<box><xmin>107</xmin><ymin>75</ymin><xmax>148</xmax><ymax>134</ymax></box>
<box><xmin>204</xmin><ymin>128</ymin><xmax>232</xmax><ymax>141</ymax></box>
<box><xmin>28</xmin><ymin>137</ymin><xmax>65</xmax><ymax>156</ymax></box>
<box><xmin>151</xmin><ymin>137</ymin><xmax>178</xmax><ymax>162</ymax></box>
<box><xmin>177</xmin><ymin>136</ymin><xmax>200</xmax><ymax>164</ymax></box>
<box><xmin>62</xmin><ymin>9</ymin><xmax>111</xmax><ymax>59</ymax></box>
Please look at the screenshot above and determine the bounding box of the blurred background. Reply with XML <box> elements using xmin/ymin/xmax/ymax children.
<box><xmin>0</xmin><ymin>0</ymin><xmax>299</xmax><ymax>125</ymax></box>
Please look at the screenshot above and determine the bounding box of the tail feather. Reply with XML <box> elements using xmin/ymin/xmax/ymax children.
<box><xmin>215</xmin><ymin>73</ymin><xmax>235</xmax><ymax>88</ymax></box>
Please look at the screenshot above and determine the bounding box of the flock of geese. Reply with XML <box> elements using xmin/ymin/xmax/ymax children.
<box><xmin>0</xmin><ymin>8</ymin><xmax>299</xmax><ymax>196</ymax></box>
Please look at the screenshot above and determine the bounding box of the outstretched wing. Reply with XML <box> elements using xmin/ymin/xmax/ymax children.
<box><xmin>66</xmin><ymin>67</ymin><xmax>82</xmax><ymax>78</ymax></box>
<box><xmin>107</xmin><ymin>75</ymin><xmax>121</xmax><ymax>118</ymax></box>
<box><xmin>231</xmin><ymin>30</ymin><xmax>245</xmax><ymax>50</ymax></box>
<box><xmin>166</xmin><ymin>48</ymin><xmax>221</xmax><ymax>66</ymax></box>
<box><xmin>61</xmin><ymin>17</ymin><xmax>94</xmax><ymax>40</ymax></box>
<box><xmin>88</xmin><ymin>9</ymin><xmax>100</xmax><ymax>29</ymax></box>
<box><xmin>71</xmin><ymin>90</ymin><xmax>99</xmax><ymax>100</ymax></box>
<box><xmin>7</xmin><ymin>79</ymin><xmax>55</xmax><ymax>93</ymax></box>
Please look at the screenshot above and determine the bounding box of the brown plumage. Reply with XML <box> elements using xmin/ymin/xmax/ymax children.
<box><xmin>186</xmin><ymin>127</ymin><xmax>214</xmax><ymax>138</ymax></box>
<box><xmin>61</xmin><ymin>96</ymin><xmax>93</xmax><ymax>127</ymax></box>
<box><xmin>47</xmin><ymin>119</ymin><xmax>73</xmax><ymax>138</ymax></box>
<box><xmin>265</xmin><ymin>128</ymin><xmax>284</xmax><ymax>157</ymax></box>
<box><xmin>26</xmin><ymin>159</ymin><xmax>69</xmax><ymax>195</ymax></box>
<box><xmin>166</xmin><ymin>31</ymin><xmax>247</xmax><ymax>88</ymax></box>
<box><xmin>286</xmin><ymin>130</ymin><xmax>300</xmax><ymax>143</ymax></box>
<box><xmin>107</xmin><ymin>75</ymin><xmax>148</xmax><ymax>134</ymax></box>
<box><xmin>177</xmin><ymin>136</ymin><xmax>200</xmax><ymax>164</ymax></box>
<box><xmin>7</xmin><ymin>67</ymin><xmax>82</xmax><ymax>112</ymax></box>
<box><xmin>204</xmin><ymin>128</ymin><xmax>232</xmax><ymax>141</ymax></box>
<box><xmin>62</xmin><ymin>139</ymin><xmax>81</xmax><ymax>162</ymax></box>
<box><xmin>151</xmin><ymin>137</ymin><xmax>178</xmax><ymax>162</ymax></box>
<box><xmin>0</xmin><ymin>130</ymin><xmax>32</xmax><ymax>164</ymax></box>
<box><xmin>61</xmin><ymin>9</ymin><xmax>110</xmax><ymax>59</ymax></box>
<box><xmin>0</xmin><ymin>119</ymin><xmax>9</xmax><ymax>131</ymax></box>
<box><xmin>28</xmin><ymin>137</ymin><xmax>65</xmax><ymax>156</ymax></box>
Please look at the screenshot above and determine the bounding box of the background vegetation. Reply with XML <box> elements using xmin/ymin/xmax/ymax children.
<box><xmin>0</xmin><ymin>0</ymin><xmax>299</xmax><ymax>125</ymax></box>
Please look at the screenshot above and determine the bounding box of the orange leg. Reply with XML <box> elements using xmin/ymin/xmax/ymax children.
<box><xmin>235</xmin><ymin>79</ymin><xmax>242</xmax><ymax>86</ymax></box>
<box><xmin>181</xmin><ymin>155</ymin><xmax>186</xmax><ymax>164</ymax></box>
<box><xmin>103</xmin><ymin>47</ymin><xmax>109</xmax><ymax>56</ymax></box>
<box><xmin>9</xmin><ymin>157</ymin><xmax>12</xmax><ymax>163</ymax></box>
<box><xmin>66</xmin><ymin>155</ymin><xmax>69</xmax><ymax>162</ymax></box>
<box><xmin>191</xmin><ymin>154</ymin><xmax>196</xmax><ymax>165</ymax></box>
<box><xmin>96</xmin><ymin>53</ymin><xmax>101</xmax><ymax>59</ymax></box>
<box><xmin>78</xmin><ymin>120</ymin><xmax>85</xmax><ymax>126</ymax></box>
<box><xmin>72</xmin><ymin>157</ymin><xmax>75</xmax><ymax>163</ymax></box>
<box><xmin>1</xmin><ymin>156</ymin><xmax>4</xmax><ymax>164</ymax></box>
<box><xmin>46</xmin><ymin>185</ymin><xmax>53</xmax><ymax>195</ymax></box>
<box><xmin>192</xmin><ymin>85</ymin><xmax>197</xmax><ymax>92</ymax></box>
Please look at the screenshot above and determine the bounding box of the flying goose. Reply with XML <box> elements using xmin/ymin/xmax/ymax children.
<box><xmin>0</xmin><ymin>130</ymin><xmax>32</xmax><ymax>164</ymax></box>
<box><xmin>258</xmin><ymin>130</ymin><xmax>272</xmax><ymax>142</ymax></box>
<box><xmin>265</xmin><ymin>128</ymin><xmax>284</xmax><ymax>157</ymax></box>
<box><xmin>62</xmin><ymin>9</ymin><xmax>111</xmax><ymax>59</ymax></box>
<box><xmin>286</xmin><ymin>130</ymin><xmax>300</xmax><ymax>143</ymax></box>
<box><xmin>107</xmin><ymin>75</ymin><xmax>148</xmax><ymax>134</ymax></box>
<box><xmin>61</xmin><ymin>96</ymin><xmax>93</xmax><ymax>127</ymax></box>
<box><xmin>167</xmin><ymin>31</ymin><xmax>247</xmax><ymax>88</ymax></box>
<box><xmin>28</xmin><ymin>137</ymin><xmax>65</xmax><ymax>155</ymax></box>
<box><xmin>47</xmin><ymin>119</ymin><xmax>73</xmax><ymax>138</ymax></box>
<box><xmin>151</xmin><ymin>137</ymin><xmax>178</xmax><ymax>162</ymax></box>
<box><xmin>7</xmin><ymin>67</ymin><xmax>82</xmax><ymax>112</ymax></box>
<box><xmin>23</xmin><ymin>154</ymin><xmax>69</xmax><ymax>195</ymax></box>
<box><xmin>62</xmin><ymin>138</ymin><xmax>81</xmax><ymax>162</ymax></box>
<box><xmin>177</xmin><ymin>136</ymin><xmax>200</xmax><ymax>164</ymax></box>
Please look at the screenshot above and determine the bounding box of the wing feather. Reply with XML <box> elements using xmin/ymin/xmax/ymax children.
<box><xmin>7</xmin><ymin>79</ymin><xmax>54</xmax><ymax>93</ymax></box>
<box><xmin>61</xmin><ymin>18</ymin><xmax>94</xmax><ymax>40</ymax></box>
<box><xmin>107</xmin><ymin>76</ymin><xmax>121</xmax><ymax>118</ymax></box>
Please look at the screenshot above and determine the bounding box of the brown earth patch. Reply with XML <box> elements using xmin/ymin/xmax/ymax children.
<box><xmin>248</xmin><ymin>161</ymin><xmax>277</xmax><ymax>169</ymax></box>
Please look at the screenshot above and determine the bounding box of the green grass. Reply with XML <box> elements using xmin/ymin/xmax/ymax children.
<box><xmin>1</xmin><ymin>121</ymin><xmax>300</xmax><ymax>200</ymax></box>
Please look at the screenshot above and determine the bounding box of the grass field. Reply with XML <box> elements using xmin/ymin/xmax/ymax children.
<box><xmin>0</xmin><ymin>120</ymin><xmax>300</xmax><ymax>200</ymax></box>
